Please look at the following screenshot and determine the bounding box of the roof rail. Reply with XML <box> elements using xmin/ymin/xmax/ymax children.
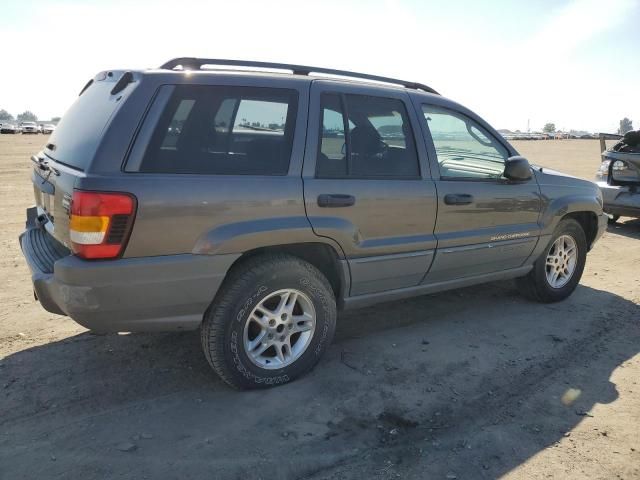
<box><xmin>159</xmin><ymin>57</ymin><xmax>439</xmax><ymax>95</ymax></box>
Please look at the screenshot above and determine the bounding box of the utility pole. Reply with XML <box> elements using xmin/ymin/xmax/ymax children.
<box><xmin>527</xmin><ymin>118</ymin><xmax>530</xmax><ymax>133</ymax></box>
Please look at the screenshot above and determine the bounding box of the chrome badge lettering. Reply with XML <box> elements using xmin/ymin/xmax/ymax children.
<box><xmin>490</xmin><ymin>232</ymin><xmax>531</xmax><ymax>241</ymax></box>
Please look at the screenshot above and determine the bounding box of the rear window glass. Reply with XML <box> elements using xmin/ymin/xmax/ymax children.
<box><xmin>317</xmin><ymin>93</ymin><xmax>419</xmax><ymax>178</ymax></box>
<box><xmin>45</xmin><ymin>77</ymin><xmax>128</xmax><ymax>170</ymax></box>
<box><xmin>139</xmin><ymin>85</ymin><xmax>298</xmax><ymax>175</ymax></box>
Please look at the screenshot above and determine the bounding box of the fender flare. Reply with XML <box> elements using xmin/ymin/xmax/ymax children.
<box><xmin>192</xmin><ymin>216</ymin><xmax>346</xmax><ymax>258</ymax></box>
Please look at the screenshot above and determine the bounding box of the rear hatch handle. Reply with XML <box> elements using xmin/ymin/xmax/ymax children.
<box><xmin>31</xmin><ymin>155</ymin><xmax>60</xmax><ymax>178</ymax></box>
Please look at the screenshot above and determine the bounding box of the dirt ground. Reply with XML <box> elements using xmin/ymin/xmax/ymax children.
<box><xmin>1</xmin><ymin>135</ymin><xmax>638</xmax><ymax>479</ymax></box>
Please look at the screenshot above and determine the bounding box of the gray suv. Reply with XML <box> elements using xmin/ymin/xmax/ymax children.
<box><xmin>20</xmin><ymin>58</ymin><xmax>607</xmax><ymax>389</ymax></box>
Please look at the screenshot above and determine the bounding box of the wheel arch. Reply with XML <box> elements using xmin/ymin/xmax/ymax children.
<box><xmin>223</xmin><ymin>242</ymin><xmax>349</xmax><ymax>305</ymax></box>
<box><xmin>540</xmin><ymin>194</ymin><xmax>602</xmax><ymax>250</ymax></box>
<box><xmin>562</xmin><ymin>211</ymin><xmax>599</xmax><ymax>249</ymax></box>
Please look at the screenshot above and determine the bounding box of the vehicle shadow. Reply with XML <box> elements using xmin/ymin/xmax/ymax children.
<box><xmin>1</xmin><ymin>282</ymin><xmax>638</xmax><ymax>479</ymax></box>
<box><xmin>606</xmin><ymin>217</ymin><xmax>640</xmax><ymax>240</ymax></box>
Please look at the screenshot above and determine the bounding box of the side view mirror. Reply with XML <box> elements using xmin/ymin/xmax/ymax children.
<box><xmin>504</xmin><ymin>156</ymin><xmax>532</xmax><ymax>181</ymax></box>
<box><xmin>609</xmin><ymin>159</ymin><xmax>640</xmax><ymax>186</ymax></box>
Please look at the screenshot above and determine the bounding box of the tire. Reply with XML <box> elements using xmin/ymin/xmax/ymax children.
<box><xmin>607</xmin><ymin>214</ymin><xmax>620</xmax><ymax>224</ymax></box>
<box><xmin>516</xmin><ymin>218</ymin><xmax>587</xmax><ymax>303</ymax></box>
<box><xmin>201</xmin><ymin>254</ymin><xmax>337</xmax><ymax>389</ymax></box>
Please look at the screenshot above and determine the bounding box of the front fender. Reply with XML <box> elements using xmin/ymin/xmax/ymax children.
<box><xmin>539</xmin><ymin>194</ymin><xmax>603</xmax><ymax>235</ymax></box>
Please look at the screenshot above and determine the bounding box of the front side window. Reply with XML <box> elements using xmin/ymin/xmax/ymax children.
<box><xmin>316</xmin><ymin>93</ymin><xmax>419</xmax><ymax>178</ymax></box>
<box><xmin>422</xmin><ymin>105</ymin><xmax>508</xmax><ymax>180</ymax></box>
<box><xmin>140</xmin><ymin>85</ymin><xmax>298</xmax><ymax>175</ymax></box>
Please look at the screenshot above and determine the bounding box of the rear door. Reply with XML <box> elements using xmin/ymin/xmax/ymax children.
<box><xmin>417</xmin><ymin>102</ymin><xmax>542</xmax><ymax>282</ymax></box>
<box><xmin>303</xmin><ymin>81</ymin><xmax>438</xmax><ymax>296</ymax></box>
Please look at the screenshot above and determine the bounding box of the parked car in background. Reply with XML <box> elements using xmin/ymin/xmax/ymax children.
<box><xmin>20</xmin><ymin>121</ymin><xmax>39</xmax><ymax>134</ymax></box>
<box><xmin>19</xmin><ymin>58</ymin><xmax>607</xmax><ymax>389</ymax></box>
<box><xmin>1</xmin><ymin>123</ymin><xmax>20</xmax><ymax>134</ymax></box>
<box><xmin>41</xmin><ymin>124</ymin><xmax>55</xmax><ymax>134</ymax></box>
<box><xmin>596</xmin><ymin>130</ymin><xmax>640</xmax><ymax>222</ymax></box>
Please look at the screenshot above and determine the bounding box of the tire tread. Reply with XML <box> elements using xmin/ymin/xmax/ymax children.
<box><xmin>201</xmin><ymin>253</ymin><xmax>335</xmax><ymax>389</ymax></box>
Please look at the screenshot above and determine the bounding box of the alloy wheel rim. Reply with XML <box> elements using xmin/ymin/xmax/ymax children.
<box><xmin>545</xmin><ymin>235</ymin><xmax>578</xmax><ymax>289</ymax></box>
<box><xmin>243</xmin><ymin>289</ymin><xmax>316</xmax><ymax>370</ymax></box>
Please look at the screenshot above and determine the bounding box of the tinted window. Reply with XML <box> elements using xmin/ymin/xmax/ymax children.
<box><xmin>316</xmin><ymin>93</ymin><xmax>419</xmax><ymax>178</ymax></box>
<box><xmin>46</xmin><ymin>77</ymin><xmax>131</xmax><ymax>170</ymax></box>
<box><xmin>140</xmin><ymin>86</ymin><xmax>298</xmax><ymax>175</ymax></box>
<box><xmin>422</xmin><ymin>105</ymin><xmax>508</xmax><ymax>179</ymax></box>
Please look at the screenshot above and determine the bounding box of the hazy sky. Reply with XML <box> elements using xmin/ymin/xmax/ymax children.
<box><xmin>1</xmin><ymin>0</ymin><xmax>638</xmax><ymax>132</ymax></box>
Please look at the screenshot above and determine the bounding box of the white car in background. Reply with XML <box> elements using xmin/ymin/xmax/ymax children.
<box><xmin>41</xmin><ymin>124</ymin><xmax>55</xmax><ymax>134</ymax></box>
<box><xmin>20</xmin><ymin>121</ymin><xmax>39</xmax><ymax>134</ymax></box>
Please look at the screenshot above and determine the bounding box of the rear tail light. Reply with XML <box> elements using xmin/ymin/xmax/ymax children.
<box><xmin>69</xmin><ymin>190</ymin><xmax>136</xmax><ymax>259</ymax></box>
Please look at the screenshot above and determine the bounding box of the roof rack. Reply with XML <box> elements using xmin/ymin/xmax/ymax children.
<box><xmin>159</xmin><ymin>57</ymin><xmax>439</xmax><ymax>95</ymax></box>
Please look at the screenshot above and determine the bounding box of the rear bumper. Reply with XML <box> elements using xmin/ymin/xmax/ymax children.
<box><xmin>603</xmin><ymin>205</ymin><xmax>640</xmax><ymax>218</ymax></box>
<box><xmin>20</xmin><ymin>207</ymin><xmax>239</xmax><ymax>332</ymax></box>
<box><xmin>597</xmin><ymin>182</ymin><xmax>640</xmax><ymax>219</ymax></box>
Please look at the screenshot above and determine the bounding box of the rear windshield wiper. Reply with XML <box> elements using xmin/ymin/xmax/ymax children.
<box><xmin>31</xmin><ymin>155</ymin><xmax>60</xmax><ymax>177</ymax></box>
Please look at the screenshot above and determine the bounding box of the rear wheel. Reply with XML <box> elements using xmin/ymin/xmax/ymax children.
<box><xmin>201</xmin><ymin>254</ymin><xmax>337</xmax><ymax>389</ymax></box>
<box><xmin>516</xmin><ymin>219</ymin><xmax>587</xmax><ymax>303</ymax></box>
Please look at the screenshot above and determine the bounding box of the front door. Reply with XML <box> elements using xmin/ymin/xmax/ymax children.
<box><xmin>303</xmin><ymin>81</ymin><xmax>438</xmax><ymax>296</ymax></box>
<box><xmin>418</xmin><ymin>103</ymin><xmax>542</xmax><ymax>283</ymax></box>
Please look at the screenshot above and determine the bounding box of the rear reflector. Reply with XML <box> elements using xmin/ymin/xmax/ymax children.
<box><xmin>70</xmin><ymin>191</ymin><xmax>136</xmax><ymax>259</ymax></box>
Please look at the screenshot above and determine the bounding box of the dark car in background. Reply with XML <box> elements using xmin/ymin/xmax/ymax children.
<box><xmin>1</xmin><ymin>123</ymin><xmax>20</xmax><ymax>134</ymax></box>
<box><xmin>19</xmin><ymin>58</ymin><xmax>607</xmax><ymax>389</ymax></box>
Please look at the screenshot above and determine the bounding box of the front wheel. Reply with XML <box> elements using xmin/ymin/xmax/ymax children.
<box><xmin>516</xmin><ymin>219</ymin><xmax>587</xmax><ymax>303</ymax></box>
<box><xmin>201</xmin><ymin>254</ymin><xmax>337</xmax><ymax>389</ymax></box>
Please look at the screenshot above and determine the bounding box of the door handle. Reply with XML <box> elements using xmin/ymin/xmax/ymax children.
<box><xmin>317</xmin><ymin>194</ymin><xmax>356</xmax><ymax>208</ymax></box>
<box><xmin>444</xmin><ymin>193</ymin><xmax>474</xmax><ymax>205</ymax></box>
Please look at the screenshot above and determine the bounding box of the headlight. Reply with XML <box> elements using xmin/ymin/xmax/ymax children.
<box><xmin>612</xmin><ymin>161</ymin><xmax>628</xmax><ymax>171</ymax></box>
<box><xmin>597</xmin><ymin>160</ymin><xmax>610</xmax><ymax>174</ymax></box>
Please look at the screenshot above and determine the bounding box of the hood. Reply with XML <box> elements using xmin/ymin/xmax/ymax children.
<box><xmin>531</xmin><ymin>165</ymin><xmax>577</xmax><ymax>179</ymax></box>
<box><xmin>533</xmin><ymin>165</ymin><xmax>599</xmax><ymax>191</ymax></box>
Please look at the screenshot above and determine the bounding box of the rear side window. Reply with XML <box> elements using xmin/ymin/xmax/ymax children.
<box><xmin>139</xmin><ymin>85</ymin><xmax>298</xmax><ymax>175</ymax></box>
<box><xmin>317</xmin><ymin>93</ymin><xmax>419</xmax><ymax>178</ymax></box>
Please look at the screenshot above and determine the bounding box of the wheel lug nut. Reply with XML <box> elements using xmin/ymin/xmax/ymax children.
<box><xmin>268</xmin><ymin>333</ymin><xmax>274</xmax><ymax>339</ymax></box>
<box><xmin>282</xmin><ymin>313</ymin><xmax>288</xmax><ymax>320</ymax></box>
<box><xmin>269</xmin><ymin>319</ymin><xmax>276</xmax><ymax>326</ymax></box>
<box><xmin>288</xmin><ymin>324</ymin><xmax>293</xmax><ymax>330</ymax></box>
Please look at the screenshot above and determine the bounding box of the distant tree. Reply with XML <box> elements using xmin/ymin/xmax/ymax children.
<box><xmin>0</xmin><ymin>109</ymin><xmax>14</xmax><ymax>121</ymax></box>
<box><xmin>542</xmin><ymin>123</ymin><xmax>556</xmax><ymax>133</ymax></box>
<box><xmin>618</xmin><ymin>117</ymin><xmax>633</xmax><ymax>135</ymax></box>
<box><xmin>16</xmin><ymin>111</ymin><xmax>38</xmax><ymax>122</ymax></box>
<box><xmin>51</xmin><ymin>116</ymin><xmax>61</xmax><ymax>123</ymax></box>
